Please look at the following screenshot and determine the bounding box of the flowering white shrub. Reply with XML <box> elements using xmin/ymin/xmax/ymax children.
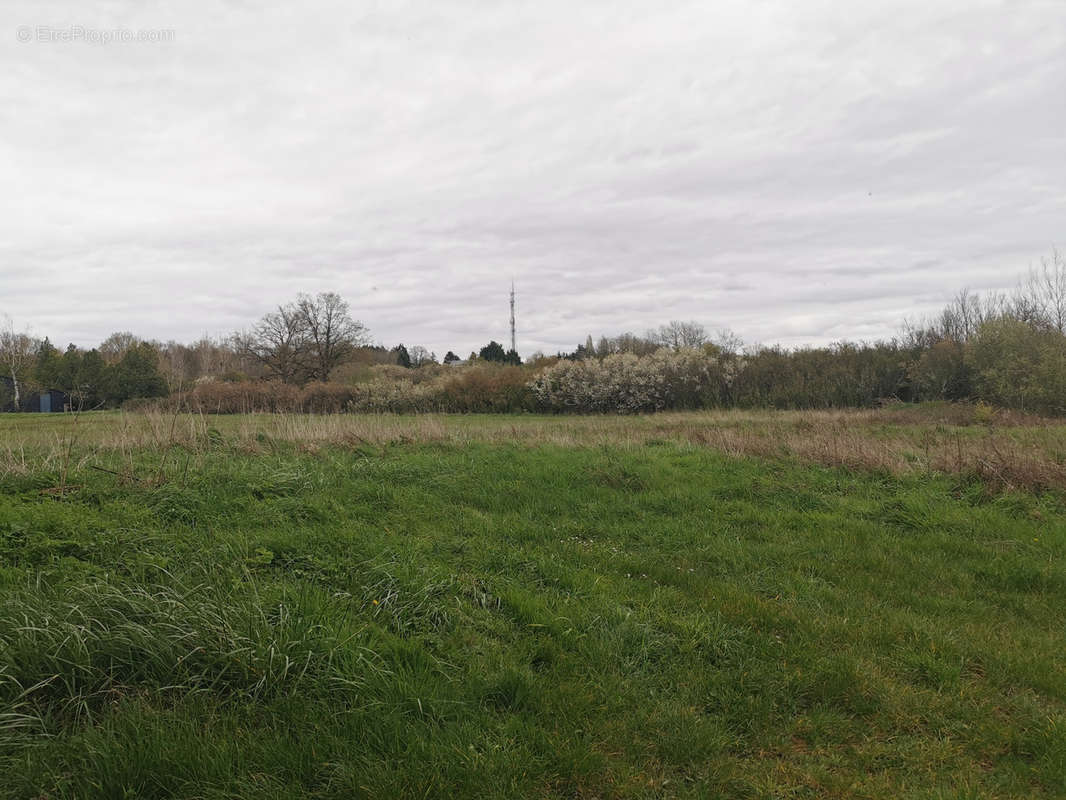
<box><xmin>529</xmin><ymin>348</ymin><xmax>741</xmax><ymax>413</ymax></box>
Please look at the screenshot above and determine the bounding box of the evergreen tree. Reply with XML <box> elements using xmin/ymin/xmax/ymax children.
<box><xmin>106</xmin><ymin>342</ymin><xmax>168</xmax><ymax>404</ymax></box>
<box><xmin>34</xmin><ymin>338</ymin><xmax>61</xmax><ymax>387</ymax></box>
<box><xmin>392</xmin><ymin>344</ymin><xmax>412</xmax><ymax>368</ymax></box>
<box><xmin>57</xmin><ymin>344</ymin><xmax>82</xmax><ymax>392</ymax></box>
<box><xmin>479</xmin><ymin>341</ymin><xmax>507</xmax><ymax>363</ymax></box>
<box><xmin>76</xmin><ymin>349</ymin><xmax>106</xmax><ymax>408</ymax></box>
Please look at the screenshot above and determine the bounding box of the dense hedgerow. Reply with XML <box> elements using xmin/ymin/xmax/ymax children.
<box><xmin>165</xmin><ymin>365</ymin><xmax>536</xmax><ymax>414</ymax></box>
<box><xmin>153</xmin><ymin>323</ymin><xmax>1066</xmax><ymax>416</ymax></box>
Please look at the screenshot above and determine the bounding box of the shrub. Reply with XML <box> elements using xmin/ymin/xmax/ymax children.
<box><xmin>179</xmin><ymin>381</ymin><xmax>302</xmax><ymax>413</ymax></box>
<box><xmin>730</xmin><ymin>343</ymin><xmax>909</xmax><ymax>408</ymax></box>
<box><xmin>910</xmin><ymin>340</ymin><xmax>972</xmax><ymax>401</ymax></box>
<box><xmin>529</xmin><ymin>348</ymin><xmax>737</xmax><ymax>414</ymax></box>
<box><xmin>301</xmin><ymin>382</ymin><xmax>359</xmax><ymax>414</ymax></box>
<box><xmin>163</xmin><ymin>364</ymin><xmax>538</xmax><ymax>415</ymax></box>
<box><xmin>966</xmin><ymin>318</ymin><xmax>1066</xmax><ymax>415</ymax></box>
<box><xmin>437</xmin><ymin>366</ymin><xmax>533</xmax><ymax>412</ymax></box>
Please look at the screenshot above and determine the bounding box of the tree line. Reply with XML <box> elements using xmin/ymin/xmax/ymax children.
<box><xmin>2</xmin><ymin>252</ymin><xmax>1064</xmax><ymax>415</ymax></box>
<box><xmin>0</xmin><ymin>291</ymin><xmax>523</xmax><ymax>411</ymax></box>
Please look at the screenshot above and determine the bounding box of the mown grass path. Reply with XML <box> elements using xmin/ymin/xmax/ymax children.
<box><xmin>1</xmin><ymin>432</ymin><xmax>1064</xmax><ymax>797</ymax></box>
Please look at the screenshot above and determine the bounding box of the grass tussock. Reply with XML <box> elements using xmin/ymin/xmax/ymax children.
<box><xmin>0</xmin><ymin>580</ymin><xmax>378</xmax><ymax>735</ymax></box>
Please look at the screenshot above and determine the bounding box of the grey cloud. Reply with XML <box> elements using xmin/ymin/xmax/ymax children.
<box><xmin>1</xmin><ymin>0</ymin><xmax>1063</xmax><ymax>357</ymax></box>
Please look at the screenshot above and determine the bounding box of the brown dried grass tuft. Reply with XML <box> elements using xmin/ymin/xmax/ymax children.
<box><xmin>679</xmin><ymin>416</ymin><xmax>1066</xmax><ymax>492</ymax></box>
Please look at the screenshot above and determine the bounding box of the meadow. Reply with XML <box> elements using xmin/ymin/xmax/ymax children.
<box><xmin>1</xmin><ymin>407</ymin><xmax>1064</xmax><ymax>798</ymax></box>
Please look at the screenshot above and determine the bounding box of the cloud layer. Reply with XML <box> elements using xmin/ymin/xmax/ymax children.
<box><xmin>3</xmin><ymin>1</ymin><xmax>1064</xmax><ymax>356</ymax></box>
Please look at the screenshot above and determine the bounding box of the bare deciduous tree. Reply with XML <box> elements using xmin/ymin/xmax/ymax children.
<box><xmin>594</xmin><ymin>332</ymin><xmax>659</xmax><ymax>357</ymax></box>
<box><xmin>239</xmin><ymin>293</ymin><xmax>368</xmax><ymax>384</ymax></box>
<box><xmin>1019</xmin><ymin>249</ymin><xmax>1066</xmax><ymax>333</ymax></box>
<box><xmin>192</xmin><ymin>335</ymin><xmax>254</xmax><ymax>379</ymax></box>
<box><xmin>713</xmin><ymin>328</ymin><xmax>744</xmax><ymax>356</ymax></box>
<box><xmin>0</xmin><ymin>316</ymin><xmax>36</xmax><ymax>409</ymax></box>
<box><xmin>933</xmin><ymin>289</ymin><xmax>1005</xmax><ymax>343</ymax></box>
<box><xmin>295</xmin><ymin>292</ymin><xmax>369</xmax><ymax>382</ymax></box>
<box><xmin>238</xmin><ymin>303</ymin><xmax>309</xmax><ymax>383</ymax></box>
<box><xmin>408</xmin><ymin>345</ymin><xmax>436</xmax><ymax>367</ymax></box>
<box><xmin>649</xmin><ymin>320</ymin><xmax>708</xmax><ymax>350</ymax></box>
<box><xmin>99</xmin><ymin>331</ymin><xmax>140</xmax><ymax>364</ymax></box>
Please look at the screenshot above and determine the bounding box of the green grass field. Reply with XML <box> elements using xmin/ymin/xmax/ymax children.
<box><xmin>1</xmin><ymin>410</ymin><xmax>1064</xmax><ymax>798</ymax></box>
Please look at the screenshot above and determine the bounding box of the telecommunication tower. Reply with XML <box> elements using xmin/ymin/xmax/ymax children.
<box><xmin>509</xmin><ymin>282</ymin><xmax>517</xmax><ymax>353</ymax></box>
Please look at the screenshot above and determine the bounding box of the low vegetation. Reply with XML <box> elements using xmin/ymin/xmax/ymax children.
<box><xmin>1</xmin><ymin>409</ymin><xmax>1064</xmax><ymax>797</ymax></box>
<box><xmin>5</xmin><ymin>404</ymin><xmax>1065</xmax><ymax>493</ymax></box>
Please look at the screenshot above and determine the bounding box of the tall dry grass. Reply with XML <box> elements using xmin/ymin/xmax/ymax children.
<box><xmin>2</xmin><ymin>406</ymin><xmax>1064</xmax><ymax>492</ymax></box>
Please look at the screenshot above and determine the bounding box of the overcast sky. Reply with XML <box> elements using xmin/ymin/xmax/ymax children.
<box><xmin>2</xmin><ymin>1</ymin><xmax>1064</xmax><ymax>357</ymax></box>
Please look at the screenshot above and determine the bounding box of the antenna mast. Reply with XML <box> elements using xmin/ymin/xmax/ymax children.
<box><xmin>509</xmin><ymin>281</ymin><xmax>517</xmax><ymax>353</ymax></box>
